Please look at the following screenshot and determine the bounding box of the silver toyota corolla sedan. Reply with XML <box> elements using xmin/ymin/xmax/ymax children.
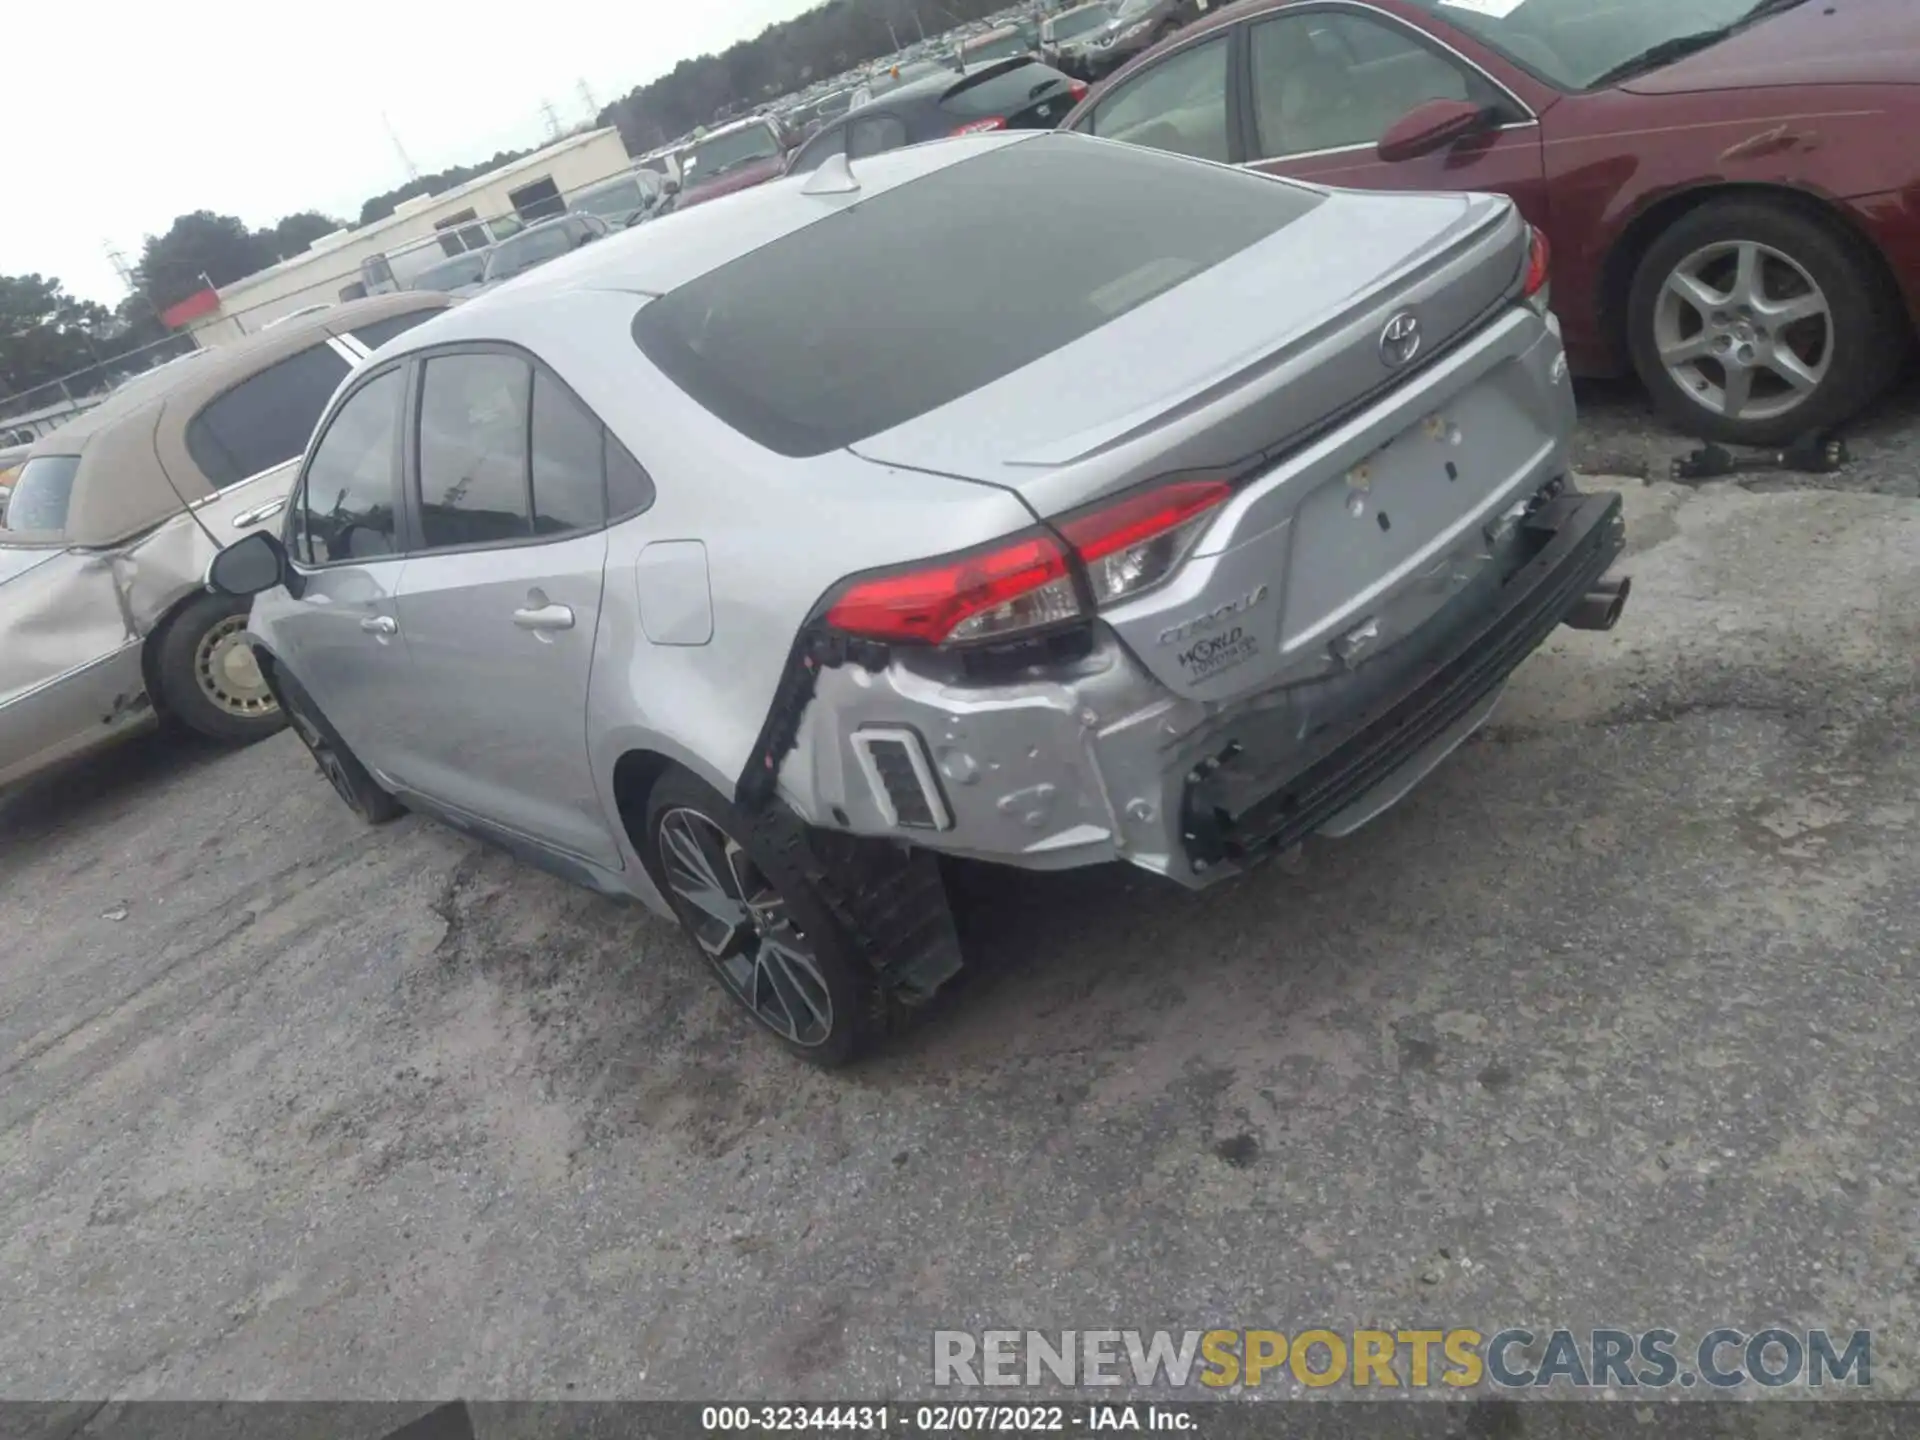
<box><xmin>209</xmin><ymin>132</ymin><xmax>1629</xmax><ymax>1065</ymax></box>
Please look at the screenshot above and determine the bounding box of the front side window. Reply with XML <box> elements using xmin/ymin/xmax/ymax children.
<box><xmin>186</xmin><ymin>343</ymin><xmax>353</xmax><ymax>491</ymax></box>
<box><xmin>1083</xmin><ymin>36</ymin><xmax>1231</xmax><ymax>163</ymax></box>
<box><xmin>416</xmin><ymin>352</ymin><xmax>534</xmax><ymax>550</ymax></box>
<box><xmin>1250</xmin><ymin>12</ymin><xmax>1492</xmax><ymax>160</ymax></box>
<box><xmin>0</xmin><ymin>455</ymin><xmax>82</xmax><ymax>533</ymax></box>
<box><xmin>296</xmin><ymin>368</ymin><xmax>404</xmax><ymax>565</ymax></box>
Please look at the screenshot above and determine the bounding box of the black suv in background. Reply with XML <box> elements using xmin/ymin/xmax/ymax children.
<box><xmin>786</xmin><ymin>57</ymin><xmax>1086</xmax><ymax>173</ymax></box>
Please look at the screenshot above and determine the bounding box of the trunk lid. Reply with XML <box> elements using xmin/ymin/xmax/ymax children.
<box><xmin>848</xmin><ymin>187</ymin><xmax>1527</xmax><ymax>519</ymax></box>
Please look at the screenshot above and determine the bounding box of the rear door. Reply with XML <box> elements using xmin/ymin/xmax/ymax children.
<box><xmin>1241</xmin><ymin>7</ymin><xmax>1547</xmax><ymax>228</ymax></box>
<box><xmin>274</xmin><ymin>364</ymin><xmax>414</xmax><ymax>774</ymax></box>
<box><xmin>386</xmin><ymin>346</ymin><xmax>627</xmax><ymax>867</ymax></box>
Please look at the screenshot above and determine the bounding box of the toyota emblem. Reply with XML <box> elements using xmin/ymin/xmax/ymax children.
<box><xmin>1379</xmin><ymin>312</ymin><xmax>1422</xmax><ymax>369</ymax></box>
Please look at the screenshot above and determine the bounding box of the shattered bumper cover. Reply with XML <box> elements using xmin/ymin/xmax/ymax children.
<box><xmin>1181</xmin><ymin>489</ymin><xmax>1625</xmax><ymax>866</ymax></box>
<box><xmin>771</xmin><ymin>485</ymin><xmax>1623</xmax><ymax>888</ymax></box>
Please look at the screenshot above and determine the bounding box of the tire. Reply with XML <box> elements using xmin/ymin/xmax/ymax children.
<box><xmin>1627</xmin><ymin>197</ymin><xmax>1905</xmax><ymax>447</ymax></box>
<box><xmin>642</xmin><ymin>768</ymin><xmax>890</xmax><ymax>1067</ymax></box>
<box><xmin>152</xmin><ymin>592</ymin><xmax>286</xmax><ymax>744</ymax></box>
<box><xmin>272</xmin><ymin>669</ymin><xmax>405</xmax><ymax>826</ymax></box>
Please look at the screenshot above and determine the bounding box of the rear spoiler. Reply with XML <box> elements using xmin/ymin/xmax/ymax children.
<box><xmin>939</xmin><ymin>54</ymin><xmax>1041</xmax><ymax>101</ymax></box>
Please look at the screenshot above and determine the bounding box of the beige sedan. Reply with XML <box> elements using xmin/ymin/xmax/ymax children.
<box><xmin>0</xmin><ymin>292</ymin><xmax>452</xmax><ymax>788</ymax></box>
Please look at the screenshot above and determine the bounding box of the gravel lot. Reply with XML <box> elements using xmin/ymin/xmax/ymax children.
<box><xmin>2</xmin><ymin>380</ymin><xmax>1917</xmax><ymax>1402</ymax></box>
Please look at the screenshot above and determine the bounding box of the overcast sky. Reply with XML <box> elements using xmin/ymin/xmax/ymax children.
<box><xmin>4</xmin><ymin>0</ymin><xmax>816</xmax><ymax>306</ymax></box>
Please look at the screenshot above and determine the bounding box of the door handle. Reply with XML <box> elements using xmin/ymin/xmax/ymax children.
<box><xmin>233</xmin><ymin>498</ymin><xmax>287</xmax><ymax>528</ymax></box>
<box><xmin>512</xmin><ymin>603</ymin><xmax>576</xmax><ymax>632</ymax></box>
<box><xmin>360</xmin><ymin>615</ymin><xmax>398</xmax><ymax>636</ymax></box>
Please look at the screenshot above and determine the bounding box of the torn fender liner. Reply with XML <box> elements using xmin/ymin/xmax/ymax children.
<box><xmin>734</xmin><ymin>626</ymin><xmax>962</xmax><ymax>1003</ymax></box>
<box><xmin>734</xmin><ymin>624</ymin><xmax>890</xmax><ymax>813</ymax></box>
<box><xmin>735</xmin><ymin>636</ymin><xmax>823</xmax><ymax>814</ymax></box>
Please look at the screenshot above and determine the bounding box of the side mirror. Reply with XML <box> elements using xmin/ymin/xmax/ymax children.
<box><xmin>207</xmin><ymin>529</ymin><xmax>289</xmax><ymax>598</ymax></box>
<box><xmin>1376</xmin><ymin>98</ymin><xmax>1494</xmax><ymax>164</ymax></box>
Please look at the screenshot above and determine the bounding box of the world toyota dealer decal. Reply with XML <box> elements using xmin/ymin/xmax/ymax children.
<box><xmin>1160</xmin><ymin>585</ymin><xmax>1269</xmax><ymax>681</ymax></box>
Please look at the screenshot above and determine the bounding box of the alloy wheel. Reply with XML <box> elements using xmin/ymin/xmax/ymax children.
<box><xmin>1652</xmin><ymin>239</ymin><xmax>1833</xmax><ymax>424</ymax></box>
<box><xmin>657</xmin><ymin>807</ymin><xmax>835</xmax><ymax>1047</ymax></box>
<box><xmin>287</xmin><ymin>704</ymin><xmax>361</xmax><ymax>814</ymax></box>
<box><xmin>193</xmin><ymin>615</ymin><xmax>279</xmax><ymax>719</ymax></box>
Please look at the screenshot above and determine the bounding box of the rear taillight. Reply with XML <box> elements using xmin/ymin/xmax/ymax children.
<box><xmin>1057</xmin><ymin>478</ymin><xmax>1233</xmax><ymax>606</ymax></box>
<box><xmin>1067</xmin><ymin>81</ymin><xmax>1088</xmax><ymax>102</ymax></box>
<box><xmin>825</xmin><ymin>531</ymin><xmax>1081</xmax><ymax>646</ymax></box>
<box><xmin>824</xmin><ymin>478</ymin><xmax>1234</xmax><ymax>647</ymax></box>
<box><xmin>950</xmin><ymin>116</ymin><xmax>1008</xmax><ymax>136</ymax></box>
<box><xmin>1521</xmin><ymin>225</ymin><xmax>1551</xmax><ymax>315</ymax></box>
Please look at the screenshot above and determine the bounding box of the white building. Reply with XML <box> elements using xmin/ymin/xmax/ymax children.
<box><xmin>189</xmin><ymin>127</ymin><xmax>636</xmax><ymax>345</ymax></box>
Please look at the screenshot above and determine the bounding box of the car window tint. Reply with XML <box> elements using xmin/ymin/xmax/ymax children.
<box><xmin>1087</xmin><ymin>36</ymin><xmax>1230</xmax><ymax>163</ymax></box>
<box><xmin>849</xmin><ymin>114</ymin><xmax>910</xmax><ymax>158</ymax></box>
<box><xmin>606</xmin><ymin>432</ymin><xmax>656</xmax><ymax>522</ymax></box>
<box><xmin>789</xmin><ymin>125</ymin><xmax>847</xmax><ymax>175</ymax></box>
<box><xmin>0</xmin><ymin>455</ymin><xmax>81</xmax><ymax>533</ymax></box>
<box><xmin>631</xmin><ymin>135</ymin><xmax>1321</xmax><ymax>458</ymax></box>
<box><xmin>186</xmin><ymin>343</ymin><xmax>352</xmax><ymax>490</ymax></box>
<box><xmin>530</xmin><ymin>371</ymin><xmax>605</xmax><ymax>535</ymax></box>
<box><xmin>350</xmin><ymin>309</ymin><xmax>440</xmax><ymax>355</ymax></box>
<box><xmin>417</xmin><ymin>352</ymin><xmax>533</xmax><ymax>550</ymax></box>
<box><xmin>1250</xmin><ymin>13</ymin><xmax>1486</xmax><ymax>160</ymax></box>
<box><xmin>298</xmin><ymin>368</ymin><xmax>403</xmax><ymax>565</ymax></box>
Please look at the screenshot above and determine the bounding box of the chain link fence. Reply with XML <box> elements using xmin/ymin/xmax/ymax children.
<box><xmin>0</xmin><ymin>330</ymin><xmax>205</xmax><ymax>435</ymax></box>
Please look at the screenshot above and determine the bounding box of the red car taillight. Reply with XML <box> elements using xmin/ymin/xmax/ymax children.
<box><xmin>1067</xmin><ymin>81</ymin><xmax>1088</xmax><ymax>102</ymax></box>
<box><xmin>1521</xmin><ymin>225</ymin><xmax>1551</xmax><ymax>315</ymax></box>
<box><xmin>824</xmin><ymin>478</ymin><xmax>1234</xmax><ymax>647</ymax></box>
<box><xmin>1057</xmin><ymin>478</ymin><xmax>1233</xmax><ymax>606</ymax></box>
<box><xmin>950</xmin><ymin>116</ymin><xmax>1008</xmax><ymax>136</ymax></box>
<box><xmin>825</xmin><ymin>531</ymin><xmax>1080</xmax><ymax>645</ymax></box>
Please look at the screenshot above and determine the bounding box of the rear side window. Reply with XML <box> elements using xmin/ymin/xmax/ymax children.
<box><xmin>296</xmin><ymin>368</ymin><xmax>404</xmax><ymax>564</ymax></box>
<box><xmin>631</xmin><ymin>136</ymin><xmax>1321</xmax><ymax>457</ymax></box>
<box><xmin>417</xmin><ymin>352</ymin><xmax>534</xmax><ymax>550</ymax></box>
<box><xmin>788</xmin><ymin>125</ymin><xmax>847</xmax><ymax>175</ymax></box>
<box><xmin>187</xmin><ymin>343</ymin><xmax>352</xmax><ymax>490</ymax></box>
<box><xmin>530</xmin><ymin>372</ymin><xmax>604</xmax><ymax>535</ymax></box>
<box><xmin>941</xmin><ymin>61</ymin><xmax>1071</xmax><ymax>120</ymax></box>
<box><xmin>0</xmin><ymin>455</ymin><xmax>81</xmax><ymax>533</ymax></box>
<box><xmin>351</xmin><ymin>309</ymin><xmax>441</xmax><ymax>355</ymax></box>
<box><xmin>849</xmin><ymin>115</ymin><xmax>909</xmax><ymax>158</ymax></box>
<box><xmin>607</xmin><ymin>436</ymin><xmax>655</xmax><ymax>521</ymax></box>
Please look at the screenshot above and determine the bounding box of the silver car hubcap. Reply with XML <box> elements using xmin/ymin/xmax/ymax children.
<box><xmin>194</xmin><ymin>616</ymin><xmax>278</xmax><ymax>718</ymax></box>
<box><xmin>657</xmin><ymin>807</ymin><xmax>834</xmax><ymax>1047</ymax></box>
<box><xmin>1653</xmin><ymin>239</ymin><xmax>1833</xmax><ymax>423</ymax></box>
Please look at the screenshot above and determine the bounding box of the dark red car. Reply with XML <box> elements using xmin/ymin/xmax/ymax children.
<box><xmin>1060</xmin><ymin>0</ymin><xmax>1920</xmax><ymax>444</ymax></box>
<box><xmin>671</xmin><ymin>116</ymin><xmax>798</xmax><ymax>211</ymax></box>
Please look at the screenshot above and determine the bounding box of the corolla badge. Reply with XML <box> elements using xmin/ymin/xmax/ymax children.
<box><xmin>1379</xmin><ymin>311</ymin><xmax>1423</xmax><ymax>369</ymax></box>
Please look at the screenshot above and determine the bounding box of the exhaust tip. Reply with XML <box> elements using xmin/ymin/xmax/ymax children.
<box><xmin>1565</xmin><ymin>576</ymin><xmax>1631</xmax><ymax>632</ymax></box>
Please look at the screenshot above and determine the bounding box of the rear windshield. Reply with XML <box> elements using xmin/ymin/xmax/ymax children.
<box><xmin>632</xmin><ymin>136</ymin><xmax>1322</xmax><ymax>458</ymax></box>
<box><xmin>0</xmin><ymin>455</ymin><xmax>82</xmax><ymax>533</ymax></box>
<box><xmin>941</xmin><ymin>61</ymin><xmax>1071</xmax><ymax>119</ymax></box>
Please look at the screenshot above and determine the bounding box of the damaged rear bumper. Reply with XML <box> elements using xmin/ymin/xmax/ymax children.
<box><xmin>780</xmin><ymin>484</ymin><xmax>1625</xmax><ymax>888</ymax></box>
